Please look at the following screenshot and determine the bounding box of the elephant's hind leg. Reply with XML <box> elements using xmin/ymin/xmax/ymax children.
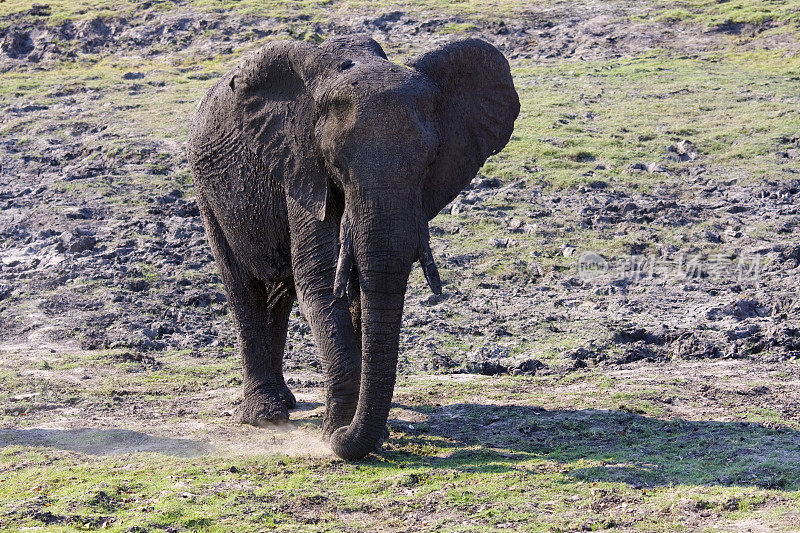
<box><xmin>234</xmin><ymin>279</ymin><xmax>297</xmax><ymax>426</ymax></box>
<box><xmin>198</xmin><ymin>198</ymin><xmax>296</xmax><ymax>425</ymax></box>
<box><xmin>266</xmin><ymin>284</ymin><xmax>296</xmax><ymax>410</ymax></box>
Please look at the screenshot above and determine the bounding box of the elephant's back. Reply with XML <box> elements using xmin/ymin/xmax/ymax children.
<box><xmin>187</xmin><ymin>70</ymin><xmax>239</xmax><ymax>178</ymax></box>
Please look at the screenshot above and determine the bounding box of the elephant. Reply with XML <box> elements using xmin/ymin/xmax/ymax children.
<box><xmin>187</xmin><ymin>35</ymin><xmax>519</xmax><ymax>460</ymax></box>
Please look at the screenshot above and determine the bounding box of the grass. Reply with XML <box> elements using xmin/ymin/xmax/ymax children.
<box><xmin>3</xmin><ymin>354</ymin><xmax>800</xmax><ymax>530</ymax></box>
<box><xmin>0</xmin><ymin>0</ymin><xmax>539</xmax><ymax>25</ymax></box>
<box><xmin>499</xmin><ymin>53</ymin><xmax>800</xmax><ymax>189</ymax></box>
<box><xmin>644</xmin><ymin>0</ymin><xmax>800</xmax><ymax>29</ymax></box>
<box><xmin>5</xmin><ymin>0</ymin><xmax>799</xmax><ymax>29</ymax></box>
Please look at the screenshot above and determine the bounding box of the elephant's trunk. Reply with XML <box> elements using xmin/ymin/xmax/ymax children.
<box><xmin>329</xmin><ymin>203</ymin><xmax>422</xmax><ymax>460</ymax></box>
<box><xmin>329</xmin><ymin>271</ymin><xmax>407</xmax><ymax>459</ymax></box>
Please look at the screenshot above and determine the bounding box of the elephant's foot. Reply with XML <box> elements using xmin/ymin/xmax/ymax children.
<box><xmin>237</xmin><ymin>388</ymin><xmax>289</xmax><ymax>427</ymax></box>
<box><xmin>277</xmin><ymin>378</ymin><xmax>296</xmax><ymax>410</ymax></box>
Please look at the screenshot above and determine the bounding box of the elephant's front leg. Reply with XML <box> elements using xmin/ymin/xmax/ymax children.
<box><xmin>287</xmin><ymin>199</ymin><xmax>362</xmax><ymax>438</ymax></box>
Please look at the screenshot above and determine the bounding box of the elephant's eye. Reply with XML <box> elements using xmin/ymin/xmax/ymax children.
<box><xmin>339</xmin><ymin>60</ymin><xmax>354</xmax><ymax>71</ymax></box>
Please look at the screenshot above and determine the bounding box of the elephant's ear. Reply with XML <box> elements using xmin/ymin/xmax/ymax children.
<box><xmin>234</xmin><ymin>41</ymin><xmax>333</xmax><ymax>221</ymax></box>
<box><xmin>408</xmin><ymin>39</ymin><xmax>520</xmax><ymax>219</ymax></box>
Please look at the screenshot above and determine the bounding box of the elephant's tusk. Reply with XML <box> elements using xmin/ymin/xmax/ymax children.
<box><xmin>419</xmin><ymin>232</ymin><xmax>442</xmax><ymax>295</ymax></box>
<box><xmin>334</xmin><ymin>217</ymin><xmax>354</xmax><ymax>299</ymax></box>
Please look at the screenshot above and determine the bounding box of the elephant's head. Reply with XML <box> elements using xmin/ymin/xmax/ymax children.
<box><xmin>231</xmin><ymin>36</ymin><xmax>519</xmax><ymax>458</ymax></box>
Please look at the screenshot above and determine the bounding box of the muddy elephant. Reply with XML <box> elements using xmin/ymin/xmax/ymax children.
<box><xmin>187</xmin><ymin>36</ymin><xmax>519</xmax><ymax>459</ymax></box>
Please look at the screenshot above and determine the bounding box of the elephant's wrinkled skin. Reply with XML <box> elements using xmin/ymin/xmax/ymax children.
<box><xmin>187</xmin><ymin>36</ymin><xmax>519</xmax><ymax>459</ymax></box>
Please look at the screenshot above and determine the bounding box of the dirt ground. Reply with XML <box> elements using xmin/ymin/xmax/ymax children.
<box><xmin>3</xmin><ymin>348</ymin><xmax>799</xmax><ymax>461</ymax></box>
<box><xmin>3</xmin><ymin>343</ymin><xmax>800</xmax><ymax>530</ymax></box>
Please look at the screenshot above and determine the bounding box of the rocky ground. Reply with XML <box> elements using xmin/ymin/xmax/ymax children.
<box><xmin>2</xmin><ymin>0</ymin><xmax>798</xmax><ymax>377</ymax></box>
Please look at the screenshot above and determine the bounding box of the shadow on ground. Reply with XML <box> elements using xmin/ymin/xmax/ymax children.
<box><xmin>0</xmin><ymin>428</ymin><xmax>212</xmax><ymax>457</ymax></box>
<box><xmin>386</xmin><ymin>404</ymin><xmax>800</xmax><ymax>490</ymax></box>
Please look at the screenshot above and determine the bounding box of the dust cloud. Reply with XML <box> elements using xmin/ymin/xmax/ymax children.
<box><xmin>213</xmin><ymin>423</ymin><xmax>333</xmax><ymax>458</ymax></box>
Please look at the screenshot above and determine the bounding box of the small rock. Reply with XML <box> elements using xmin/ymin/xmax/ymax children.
<box><xmin>1</xmin><ymin>30</ymin><xmax>34</xmax><ymax>59</ymax></box>
<box><xmin>11</xmin><ymin>392</ymin><xmax>40</xmax><ymax>401</ymax></box>
<box><xmin>566</xmin><ymin>347</ymin><xmax>592</xmax><ymax>362</ymax></box>
<box><xmin>667</xmin><ymin>140</ymin><xmax>699</xmax><ymax>161</ymax></box>
<box><xmin>421</xmin><ymin>293</ymin><xmax>444</xmax><ymax>306</ymax></box>
<box><xmin>671</xmin><ymin>334</ymin><xmax>719</xmax><ymax>359</ymax></box>
<box><xmin>507</xmin><ymin>217</ymin><xmax>524</xmax><ymax>232</ymax></box>
<box><xmin>542</xmin><ymin>137</ymin><xmax>565</xmax><ymax>147</ymax></box>
<box><xmin>122</xmin><ymin>72</ymin><xmax>145</xmax><ymax>80</ymax></box>
<box><xmin>726</xmin><ymin>323</ymin><xmax>761</xmax><ymax>340</ymax></box>
<box><xmin>781</xmin><ymin>244</ymin><xmax>800</xmax><ymax>267</ymax></box>
<box><xmin>126</xmin><ymin>280</ymin><xmax>149</xmax><ymax>292</ymax></box>
<box><xmin>65</xmin><ymin>206</ymin><xmax>94</xmax><ymax>220</ymax></box>
<box><xmin>704</xmin><ymin>229</ymin><xmax>721</xmax><ymax>243</ymax></box>
<box><xmin>478</xmin><ymin>176</ymin><xmax>503</xmax><ymax>189</ymax></box>
<box><xmin>622</xmin><ymin>201</ymin><xmax>638</xmax><ymax>214</ymax></box>
<box><xmin>461</xmin><ymin>193</ymin><xmax>478</xmax><ymax>205</ymax></box>
<box><xmin>470</xmin><ymin>360</ymin><xmax>507</xmax><ymax>376</ymax></box>
<box><xmin>28</xmin><ymin>3</ymin><xmax>51</xmax><ymax>16</ymax></box>
<box><xmin>527</xmin><ymin>260</ymin><xmax>544</xmax><ymax>279</ymax></box>
<box><xmin>69</xmin><ymin>235</ymin><xmax>97</xmax><ymax>253</ymax></box>
<box><xmin>512</xmin><ymin>359</ymin><xmax>547</xmax><ymax>375</ymax></box>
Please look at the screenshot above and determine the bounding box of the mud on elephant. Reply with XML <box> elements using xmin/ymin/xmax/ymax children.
<box><xmin>187</xmin><ymin>35</ymin><xmax>519</xmax><ymax>459</ymax></box>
